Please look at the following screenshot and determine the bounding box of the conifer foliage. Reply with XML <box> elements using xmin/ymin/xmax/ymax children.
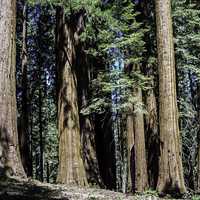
<box><xmin>1</xmin><ymin>0</ymin><xmax>200</xmax><ymax>199</ymax></box>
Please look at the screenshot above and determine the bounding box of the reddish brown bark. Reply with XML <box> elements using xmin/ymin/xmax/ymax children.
<box><xmin>0</xmin><ymin>0</ymin><xmax>26</xmax><ymax>178</ymax></box>
<box><xmin>126</xmin><ymin>66</ymin><xmax>149</xmax><ymax>193</ymax></box>
<box><xmin>155</xmin><ymin>0</ymin><xmax>186</xmax><ymax>194</ymax></box>
<box><xmin>56</xmin><ymin>6</ymin><xmax>88</xmax><ymax>186</ymax></box>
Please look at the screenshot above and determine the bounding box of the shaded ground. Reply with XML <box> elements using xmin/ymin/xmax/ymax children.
<box><xmin>0</xmin><ymin>178</ymin><xmax>192</xmax><ymax>200</ymax></box>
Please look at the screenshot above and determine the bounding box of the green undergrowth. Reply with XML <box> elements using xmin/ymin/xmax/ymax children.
<box><xmin>143</xmin><ymin>189</ymin><xmax>159</xmax><ymax>196</ymax></box>
<box><xmin>192</xmin><ymin>195</ymin><xmax>200</xmax><ymax>200</ymax></box>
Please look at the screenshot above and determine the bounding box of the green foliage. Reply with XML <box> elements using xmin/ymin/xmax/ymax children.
<box><xmin>81</xmin><ymin>0</ymin><xmax>149</xmax><ymax>116</ymax></box>
<box><xmin>81</xmin><ymin>70</ymin><xmax>150</xmax><ymax>115</ymax></box>
<box><xmin>28</xmin><ymin>0</ymin><xmax>117</xmax><ymax>59</ymax></box>
<box><xmin>173</xmin><ymin>0</ymin><xmax>200</xmax><ymax>76</ymax></box>
<box><xmin>24</xmin><ymin>0</ymin><xmax>150</xmax><ymax>183</ymax></box>
<box><xmin>17</xmin><ymin>3</ymin><xmax>58</xmax><ymax>182</ymax></box>
<box><xmin>16</xmin><ymin>0</ymin><xmax>200</xmax><ymax>191</ymax></box>
<box><xmin>172</xmin><ymin>0</ymin><xmax>200</xmax><ymax>187</ymax></box>
<box><xmin>110</xmin><ymin>0</ymin><xmax>146</xmax><ymax>63</ymax></box>
<box><xmin>193</xmin><ymin>195</ymin><xmax>200</xmax><ymax>200</ymax></box>
<box><xmin>143</xmin><ymin>189</ymin><xmax>158</xmax><ymax>196</ymax></box>
<box><xmin>44</xmin><ymin>98</ymin><xmax>58</xmax><ymax>182</ymax></box>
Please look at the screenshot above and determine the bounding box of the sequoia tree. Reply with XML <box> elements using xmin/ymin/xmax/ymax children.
<box><xmin>76</xmin><ymin>48</ymin><xmax>102</xmax><ymax>186</ymax></box>
<box><xmin>56</xmin><ymin>6</ymin><xmax>88</xmax><ymax>186</ymax></box>
<box><xmin>126</xmin><ymin>65</ymin><xmax>149</xmax><ymax>193</ymax></box>
<box><xmin>0</xmin><ymin>0</ymin><xmax>26</xmax><ymax>178</ymax></box>
<box><xmin>155</xmin><ymin>0</ymin><xmax>186</xmax><ymax>194</ymax></box>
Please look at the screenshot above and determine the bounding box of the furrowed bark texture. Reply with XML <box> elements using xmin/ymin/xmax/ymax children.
<box><xmin>80</xmin><ymin>114</ymin><xmax>102</xmax><ymax>186</ymax></box>
<box><xmin>56</xmin><ymin>6</ymin><xmax>88</xmax><ymax>186</ymax></box>
<box><xmin>75</xmin><ymin>16</ymin><xmax>102</xmax><ymax>186</ymax></box>
<box><xmin>133</xmin><ymin>74</ymin><xmax>149</xmax><ymax>192</ymax></box>
<box><xmin>126</xmin><ymin>66</ymin><xmax>148</xmax><ymax>193</ymax></box>
<box><xmin>155</xmin><ymin>0</ymin><xmax>186</xmax><ymax>194</ymax></box>
<box><xmin>0</xmin><ymin>0</ymin><xmax>26</xmax><ymax>178</ymax></box>
<box><xmin>126</xmin><ymin>112</ymin><xmax>134</xmax><ymax>191</ymax></box>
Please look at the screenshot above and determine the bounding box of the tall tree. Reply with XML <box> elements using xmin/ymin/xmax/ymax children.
<box><xmin>126</xmin><ymin>65</ymin><xmax>149</xmax><ymax>193</ymax></box>
<box><xmin>136</xmin><ymin>0</ymin><xmax>159</xmax><ymax>189</ymax></box>
<box><xmin>133</xmin><ymin>85</ymin><xmax>149</xmax><ymax>193</ymax></box>
<box><xmin>155</xmin><ymin>0</ymin><xmax>186</xmax><ymax>194</ymax></box>
<box><xmin>56</xmin><ymin>6</ymin><xmax>88</xmax><ymax>186</ymax></box>
<box><xmin>172</xmin><ymin>0</ymin><xmax>200</xmax><ymax>189</ymax></box>
<box><xmin>144</xmin><ymin>2</ymin><xmax>159</xmax><ymax>190</ymax></box>
<box><xmin>76</xmin><ymin>48</ymin><xmax>103</xmax><ymax>186</ymax></box>
<box><xmin>0</xmin><ymin>0</ymin><xmax>26</xmax><ymax>178</ymax></box>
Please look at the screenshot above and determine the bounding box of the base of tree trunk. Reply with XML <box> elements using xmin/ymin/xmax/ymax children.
<box><xmin>0</xmin><ymin>177</ymin><xmax>188</xmax><ymax>200</ymax></box>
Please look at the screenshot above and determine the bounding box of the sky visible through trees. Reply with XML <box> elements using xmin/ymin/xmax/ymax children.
<box><xmin>1</xmin><ymin>0</ymin><xmax>200</xmax><ymax>199</ymax></box>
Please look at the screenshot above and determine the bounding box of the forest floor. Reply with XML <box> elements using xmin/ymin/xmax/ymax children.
<box><xmin>0</xmin><ymin>177</ymin><xmax>196</xmax><ymax>200</ymax></box>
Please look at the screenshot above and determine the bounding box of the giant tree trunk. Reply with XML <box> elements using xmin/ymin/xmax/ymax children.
<box><xmin>79</xmin><ymin>90</ymin><xmax>102</xmax><ymax>186</ymax></box>
<box><xmin>0</xmin><ymin>0</ymin><xmax>26</xmax><ymax>178</ymax></box>
<box><xmin>75</xmin><ymin>22</ymin><xmax>102</xmax><ymax>186</ymax></box>
<box><xmin>126</xmin><ymin>66</ymin><xmax>149</xmax><ymax>193</ymax></box>
<box><xmin>155</xmin><ymin>0</ymin><xmax>186</xmax><ymax>194</ymax></box>
<box><xmin>18</xmin><ymin>1</ymin><xmax>32</xmax><ymax>177</ymax></box>
<box><xmin>56</xmin><ymin>6</ymin><xmax>88</xmax><ymax>186</ymax></box>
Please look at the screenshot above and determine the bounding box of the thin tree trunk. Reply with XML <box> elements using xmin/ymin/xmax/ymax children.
<box><xmin>145</xmin><ymin>67</ymin><xmax>159</xmax><ymax>189</ymax></box>
<box><xmin>197</xmin><ymin>83</ymin><xmax>200</xmax><ymax>191</ymax></box>
<box><xmin>133</xmin><ymin>68</ymin><xmax>149</xmax><ymax>192</ymax></box>
<box><xmin>155</xmin><ymin>0</ymin><xmax>186</xmax><ymax>194</ymax></box>
<box><xmin>137</xmin><ymin>0</ymin><xmax>159</xmax><ymax>189</ymax></box>
<box><xmin>19</xmin><ymin>2</ymin><xmax>32</xmax><ymax>177</ymax></box>
<box><xmin>30</xmin><ymin>105</ymin><xmax>33</xmax><ymax>176</ymax></box>
<box><xmin>198</xmin><ymin>136</ymin><xmax>200</xmax><ymax>191</ymax></box>
<box><xmin>0</xmin><ymin>0</ymin><xmax>26</xmax><ymax>178</ymax></box>
<box><xmin>126</xmin><ymin>112</ymin><xmax>134</xmax><ymax>191</ymax></box>
<box><xmin>37</xmin><ymin>8</ymin><xmax>45</xmax><ymax>182</ymax></box>
<box><xmin>56</xmin><ymin>6</ymin><xmax>88</xmax><ymax>186</ymax></box>
<box><xmin>39</xmin><ymin>80</ymin><xmax>43</xmax><ymax>182</ymax></box>
<box><xmin>121</xmin><ymin>114</ymin><xmax>128</xmax><ymax>193</ymax></box>
<box><xmin>114</xmin><ymin>112</ymin><xmax>123</xmax><ymax>192</ymax></box>
<box><xmin>46</xmin><ymin>161</ymin><xmax>50</xmax><ymax>183</ymax></box>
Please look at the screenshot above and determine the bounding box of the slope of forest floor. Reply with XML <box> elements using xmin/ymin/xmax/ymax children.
<box><xmin>0</xmin><ymin>177</ymin><xmax>196</xmax><ymax>200</ymax></box>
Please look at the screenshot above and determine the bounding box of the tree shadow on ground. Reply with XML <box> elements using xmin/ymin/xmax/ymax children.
<box><xmin>0</xmin><ymin>178</ymin><xmax>69</xmax><ymax>200</ymax></box>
